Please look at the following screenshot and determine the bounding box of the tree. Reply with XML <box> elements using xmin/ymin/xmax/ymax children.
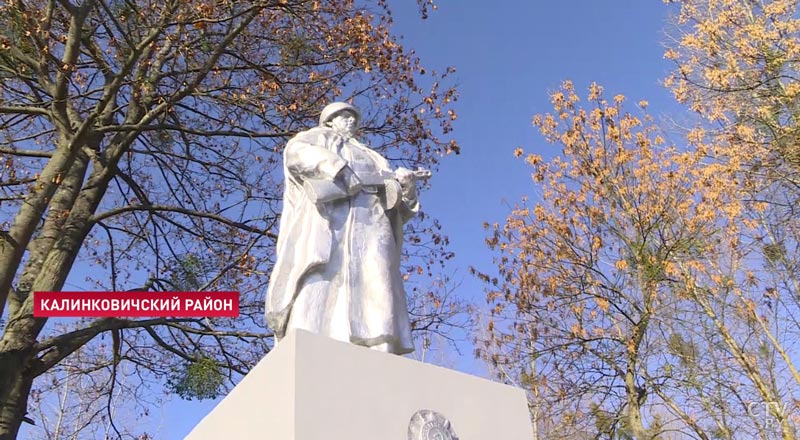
<box><xmin>665</xmin><ymin>0</ymin><xmax>800</xmax><ymax>434</ymax></box>
<box><xmin>477</xmin><ymin>81</ymin><xmax>798</xmax><ymax>439</ymax></box>
<box><xmin>0</xmin><ymin>0</ymin><xmax>460</xmax><ymax>438</ymax></box>
<box><xmin>664</xmin><ymin>0</ymin><xmax>800</xmax><ymax>333</ymax></box>
<box><xmin>27</xmin><ymin>332</ymin><xmax>143</xmax><ymax>440</ymax></box>
<box><xmin>475</xmin><ymin>1</ymin><xmax>800</xmax><ymax>437</ymax></box>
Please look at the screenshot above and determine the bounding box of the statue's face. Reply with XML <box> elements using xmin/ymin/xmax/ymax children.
<box><xmin>329</xmin><ymin>111</ymin><xmax>358</xmax><ymax>136</ymax></box>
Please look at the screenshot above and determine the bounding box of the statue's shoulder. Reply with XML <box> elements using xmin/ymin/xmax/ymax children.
<box><xmin>289</xmin><ymin>126</ymin><xmax>334</xmax><ymax>144</ymax></box>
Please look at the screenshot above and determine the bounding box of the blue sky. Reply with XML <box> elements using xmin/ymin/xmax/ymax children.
<box><xmin>391</xmin><ymin>0</ymin><xmax>685</xmax><ymax>312</ymax></box>
<box><xmin>165</xmin><ymin>2</ymin><xmax>686</xmax><ymax>438</ymax></box>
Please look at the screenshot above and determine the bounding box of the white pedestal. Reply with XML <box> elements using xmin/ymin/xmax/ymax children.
<box><xmin>184</xmin><ymin>329</ymin><xmax>533</xmax><ymax>439</ymax></box>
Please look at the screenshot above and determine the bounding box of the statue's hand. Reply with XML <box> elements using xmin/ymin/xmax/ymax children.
<box><xmin>412</xmin><ymin>168</ymin><xmax>432</xmax><ymax>180</ymax></box>
<box><xmin>394</xmin><ymin>167</ymin><xmax>415</xmax><ymax>189</ymax></box>
<box><xmin>338</xmin><ymin>166</ymin><xmax>362</xmax><ymax>195</ymax></box>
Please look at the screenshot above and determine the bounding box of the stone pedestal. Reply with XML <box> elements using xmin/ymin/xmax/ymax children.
<box><xmin>184</xmin><ymin>329</ymin><xmax>533</xmax><ymax>439</ymax></box>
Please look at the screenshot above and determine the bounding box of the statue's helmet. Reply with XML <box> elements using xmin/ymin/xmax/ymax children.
<box><xmin>319</xmin><ymin>102</ymin><xmax>361</xmax><ymax>127</ymax></box>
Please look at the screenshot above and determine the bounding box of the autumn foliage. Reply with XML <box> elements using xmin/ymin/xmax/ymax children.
<box><xmin>481</xmin><ymin>14</ymin><xmax>800</xmax><ymax>432</ymax></box>
<box><xmin>477</xmin><ymin>0</ymin><xmax>800</xmax><ymax>436</ymax></box>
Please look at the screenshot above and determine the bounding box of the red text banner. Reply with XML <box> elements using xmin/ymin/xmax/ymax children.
<box><xmin>33</xmin><ymin>291</ymin><xmax>239</xmax><ymax>318</ymax></box>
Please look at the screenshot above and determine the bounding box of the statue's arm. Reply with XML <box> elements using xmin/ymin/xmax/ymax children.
<box><xmin>285</xmin><ymin>138</ymin><xmax>360</xmax><ymax>204</ymax></box>
<box><xmin>392</xmin><ymin>168</ymin><xmax>423</xmax><ymax>223</ymax></box>
<box><xmin>397</xmin><ymin>192</ymin><xmax>419</xmax><ymax>223</ymax></box>
<box><xmin>285</xmin><ymin>139</ymin><xmax>346</xmax><ymax>181</ymax></box>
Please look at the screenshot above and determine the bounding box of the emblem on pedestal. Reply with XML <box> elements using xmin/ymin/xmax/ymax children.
<box><xmin>408</xmin><ymin>409</ymin><xmax>459</xmax><ymax>440</ymax></box>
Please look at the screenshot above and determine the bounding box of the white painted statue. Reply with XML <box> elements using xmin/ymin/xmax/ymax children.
<box><xmin>266</xmin><ymin>102</ymin><xmax>430</xmax><ymax>355</ymax></box>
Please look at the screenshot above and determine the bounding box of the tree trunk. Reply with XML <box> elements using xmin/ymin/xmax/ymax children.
<box><xmin>8</xmin><ymin>152</ymin><xmax>91</xmax><ymax>323</ymax></box>
<box><xmin>0</xmin><ymin>144</ymin><xmax>123</xmax><ymax>439</ymax></box>
<box><xmin>0</xmin><ymin>141</ymin><xmax>84</xmax><ymax>319</ymax></box>
<box><xmin>0</xmin><ymin>317</ymin><xmax>40</xmax><ymax>440</ymax></box>
<box><xmin>624</xmin><ymin>366</ymin><xmax>647</xmax><ymax>439</ymax></box>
